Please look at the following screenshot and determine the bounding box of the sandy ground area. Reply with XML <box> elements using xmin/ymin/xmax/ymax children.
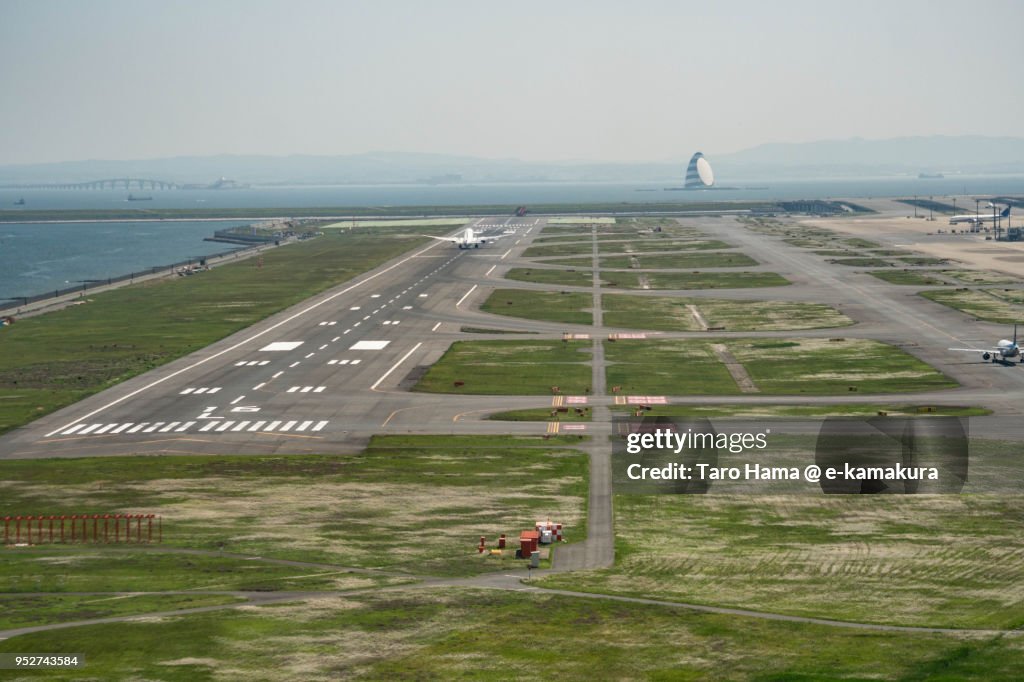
<box><xmin>802</xmin><ymin>197</ymin><xmax>1024</xmax><ymax>279</ymax></box>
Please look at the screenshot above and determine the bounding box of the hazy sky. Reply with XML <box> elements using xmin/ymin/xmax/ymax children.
<box><xmin>2</xmin><ymin>0</ymin><xmax>1022</xmax><ymax>164</ymax></box>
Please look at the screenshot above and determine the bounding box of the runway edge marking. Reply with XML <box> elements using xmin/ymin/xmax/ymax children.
<box><xmin>370</xmin><ymin>343</ymin><xmax>423</xmax><ymax>391</ymax></box>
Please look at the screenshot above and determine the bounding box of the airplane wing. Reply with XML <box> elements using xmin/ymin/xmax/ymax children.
<box><xmin>948</xmin><ymin>347</ymin><xmax>1000</xmax><ymax>353</ymax></box>
<box><xmin>425</xmin><ymin>235</ymin><xmax>460</xmax><ymax>243</ymax></box>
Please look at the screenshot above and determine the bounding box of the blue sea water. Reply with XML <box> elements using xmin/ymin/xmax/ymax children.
<box><xmin>1</xmin><ymin>176</ymin><xmax>1021</xmax><ymax>302</ymax></box>
<box><xmin>0</xmin><ymin>221</ymin><xmax>249</xmax><ymax>303</ymax></box>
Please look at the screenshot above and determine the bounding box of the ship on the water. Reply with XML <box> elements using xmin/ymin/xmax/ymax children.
<box><xmin>127</xmin><ymin>194</ymin><xmax>153</xmax><ymax>201</ymax></box>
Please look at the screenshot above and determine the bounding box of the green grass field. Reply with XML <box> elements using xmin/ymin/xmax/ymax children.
<box><xmin>0</xmin><ymin>549</ymin><xmax>412</xmax><ymax>593</ymax></box>
<box><xmin>538</xmin><ymin>490</ymin><xmax>1024</xmax><ymax>629</ymax></box>
<box><xmin>4</xmin><ymin>588</ymin><xmax>1021</xmax><ymax>680</ymax></box>
<box><xmin>830</xmin><ymin>257</ymin><xmax>892</xmax><ymax>267</ymax></box>
<box><xmin>922</xmin><ymin>289</ymin><xmax>1024</xmax><ymax>324</ymax></box>
<box><xmin>599</xmin><ymin>251</ymin><xmax>758</xmax><ymax>269</ymax></box>
<box><xmin>897</xmin><ymin>256</ymin><xmax>949</xmax><ymax>265</ymax></box>
<box><xmin>638</xmin><ymin>272</ymin><xmax>789</xmax><ymax>289</ymax></box>
<box><xmin>605</xmin><ymin>339</ymin><xmax>741</xmax><ymax>395</ymax></box>
<box><xmin>868</xmin><ymin>270</ymin><xmax>947</xmax><ymax>285</ymax></box>
<box><xmin>611</xmin><ymin>403</ymin><xmax>989</xmax><ymax>418</ymax></box>
<box><xmin>813</xmin><ymin>249</ymin><xmax>863</xmax><ymax>256</ymax></box>
<box><xmin>941</xmin><ymin>269</ymin><xmax>1021</xmax><ymax>285</ymax></box>
<box><xmin>480</xmin><ymin>289</ymin><xmax>593</xmax><ymax>326</ymax></box>
<box><xmin>604</xmin><ymin>338</ymin><xmax>955</xmax><ymax>395</ymax></box>
<box><xmin>599</xmin><ymin>239</ymin><xmax>732</xmax><ymax>254</ymax></box>
<box><xmin>0</xmin><ymin>227</ymin><xmax>450</xmax><ymax>435</ymax></box>
<box><xmin>843</xmin><ymin>237</ymin><xmax>882</xmax><ymax>248</ymax></box>
<box><xmin>413</xmin><ymin>340</ymin><xmax>593</xmax><ymax>395</ymax></box>
<box><xmin>521</xmin><ymin>242</ymin><xmax>596</xmax><ymax>257</ymax></box>
<box><xmin>0</xmin><ymin>436</ymin><xmax>588</xmax><ymax>578</ymax></box>
<box><xmin>730</xmin><ymin>337</ymin><xmax>957</xmax><ymax>394</ymax></box>
<box><xmin>530</xmin><ymin>268</ymin><xmax>787</xmax><ymax>292</ymax></box>
<box><xmin>601</xmin><ymin>294</ymin><xmax>850</xmax><ymax>331</ymax></box>
<box><xmin>0</xmin><ymin>594</ymin><xmax>244</xmax><ymax>631</ymax></box>
<box><xmin>503</xmin><ymin>267</ymin><xmax>595</xmax><ymax>288</ymax></box>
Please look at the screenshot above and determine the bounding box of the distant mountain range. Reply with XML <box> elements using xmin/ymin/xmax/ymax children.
<box><xmin>1</xmin><ymin>136</ymin><xmax>1022</xmax><ymax>185</ymax></box>
<box><xmin>713</xmin><ymin>135</ymin><xmax>1024</xmax><ymax>178</ymax></box>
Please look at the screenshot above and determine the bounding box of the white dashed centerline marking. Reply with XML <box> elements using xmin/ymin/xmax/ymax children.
<box><xmin>431</xmin><ymin>322</ymin><xmax>442</xmax><ymax>332</ymax></box>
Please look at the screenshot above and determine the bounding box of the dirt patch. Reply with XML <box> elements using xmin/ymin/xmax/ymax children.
<box><xmin>710</xmin><ymin>344</ymin><xmax>759</xmax><ymax>393</ymax></box>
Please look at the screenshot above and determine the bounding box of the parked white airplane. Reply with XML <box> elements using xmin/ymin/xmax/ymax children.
<box><xmin>949</xmin><ymin>205</ymin><xmax>1010</xmax><ymax>225</ymax></box>
<box><xmin>949</xmin><ymin>325</ymin><xmax>1022</xmax><ymax>363</ymax></box>
<box><xmin>428</xmin><ymin>227</ymin><xmax>489</xmax><ymax>249</ymax></box>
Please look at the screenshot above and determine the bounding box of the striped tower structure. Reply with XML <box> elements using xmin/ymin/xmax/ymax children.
<box><xmin>684</xmin><ymin>152</ymin><xmax>715</xmax><ymax>189</ymax></box>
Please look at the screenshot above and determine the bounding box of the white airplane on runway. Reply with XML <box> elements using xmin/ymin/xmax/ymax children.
<box><xmin>949</xmin><ymin>325</ymin><xmax>1023</xmax><ymax>363</ymax></box>
<box><xmin>428</xmin><ymin>227</ymin><xmax>489</xmax><ymax>249</ymax></box>
<box><xmin>949</xmin><ymin>205</ymin><xmax>1010</xmax><ymax>226</ymax></box>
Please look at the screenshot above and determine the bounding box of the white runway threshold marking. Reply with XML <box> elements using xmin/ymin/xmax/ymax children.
<box><xmin>371</xmin><ymin>342</ymin><xmax>422</xmax><ymax>391</ymax></box>
<box><xmin>45</xmin><ymin>237</ymin><xmax>445</xmax><ymax>437</ymax></box>
<box><xmin>59</xmin><ymin>419</ymin><xmax>330</xmax><ymax>437</ymax></box>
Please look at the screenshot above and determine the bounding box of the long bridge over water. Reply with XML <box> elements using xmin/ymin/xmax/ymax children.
<box><xmin>3</xmin><ymin>178</ymin><xmax>181</xmax><ymax>190</ymax></box>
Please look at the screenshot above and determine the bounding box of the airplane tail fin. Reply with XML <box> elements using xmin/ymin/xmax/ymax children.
<box><xmin>1002</xmin><ymin>206</ymin><xmax>1011</xmax><ymax>218</ymax></box>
